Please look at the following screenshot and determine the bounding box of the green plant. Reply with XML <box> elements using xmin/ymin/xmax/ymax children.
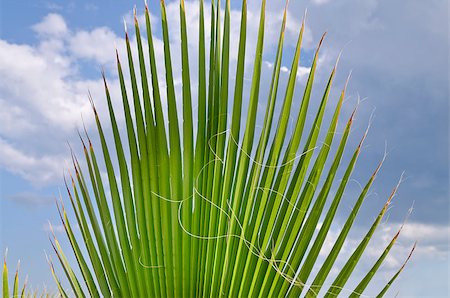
<box><xmin>3</xmin><ymin>256</ymin><xmax>23</xmax><ymax>298</ymax></box>
<box><xmin>47</xmin><ymin>0</ymin><xmax>415</xmax><ymax>297</ymax></box>
<box><xmin>2</xmin><ymin>252</ymin><xmax>59</xmax><ymax>298</ymax></box>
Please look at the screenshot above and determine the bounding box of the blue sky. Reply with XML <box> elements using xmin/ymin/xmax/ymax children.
<box><xmin>0</xmin><ymin>0</ymin><xmax>448</xmax><ymax>296</ymax></box>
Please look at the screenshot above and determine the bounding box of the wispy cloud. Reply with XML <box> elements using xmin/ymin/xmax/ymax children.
<box><xmin>5</xmin><ymin>192</ymin><xmax>54</xmax><ymax>206</ymax></box>
<box><xmin>0</xmin><ymin>138</ymin><xmax>67</xmax><ymax>186</ymax></box>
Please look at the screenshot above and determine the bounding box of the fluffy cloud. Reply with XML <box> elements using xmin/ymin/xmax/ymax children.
<box><xmin>0</xmin><ymin>39</ymin><xmax>97</xmax><ymax>132</ymax></box>
<box><xmin>69</xmin><ymin>27</ymin><xmax>122</xmax><ymax>65</ymax></box>
<box><xmin>0</xmin><ymin>14</ymin><xmax>124</xmax><ymax>187</ymax></box>
<box><xmin>31</xmin><ymin>13</ymin><xmax>68</xmax><ymax>37</ymax></box>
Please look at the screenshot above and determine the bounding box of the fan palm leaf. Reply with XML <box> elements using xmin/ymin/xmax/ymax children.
<box><xmin>46</xmin><ymin>0</ymin><xmax>415</xmax><ymax>297</ymax></box>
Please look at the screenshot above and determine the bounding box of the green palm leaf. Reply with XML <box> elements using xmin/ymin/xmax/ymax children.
<box><xmin>46</xmin><ymin>1</ymin><xmax>415</xmax><ymax>297</ymax></box>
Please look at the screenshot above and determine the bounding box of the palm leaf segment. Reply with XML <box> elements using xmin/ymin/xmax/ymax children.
<box><xmin>49</xmin><ymin>0</ymin><xmax>415</xmax><ymax>297</ymax></box>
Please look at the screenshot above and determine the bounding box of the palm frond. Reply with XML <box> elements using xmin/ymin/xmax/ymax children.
<box><xmin>48</xmin><ymin>1</ymin><xmax>415</xmax><ymax>297</ymax></box>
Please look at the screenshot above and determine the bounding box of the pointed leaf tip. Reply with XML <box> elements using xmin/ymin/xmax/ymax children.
<box><xmin>101</xmin><ymin>70</ymin><xmax>109</xmax><ymax>90</ymax></box>
<box><xmin>334</xmin><ymin>50</ymin><xmax>343</xmax><ymax>71</ymax></box>
<box><xmin>115</xmin><ymin>47</ymin><xmax>120</xmax><ymax>61</ymax></box>
<box><xmin>283</xmin><ymin>0</ymin><xmax>290</xmax><ymax>15</ymax></box>
<box><xmin>385</xmin><ymin>173</ymin><xmax>405</xmax><ymax>207</ymax></box>
<box><xmin>344</xmin><ymin>70</ymin><xmax>352</xmax><ymax>91</ymax></box>
<box><xmin>134</xmin><ymin>6</ymin><xmax>139</xmax><ymax>25</ymax></box>
<box><xmin>76</xmin><ymin>128</ymin><xmax>87</xmax><ymax>151</ymax></box>
<box><xmin>313</xmin><ymin>32</ymin><xmax>326</xmax><ymax>59</ymax></box>
<box><xmin>123</xmin><ymin>18</ymin><xmax>128</xmax><ymax>40</ymax></box>
<box><xmin>319</xmin><ymin>31</ymin><xmax>327</xmax><ymax>44</ymax></box>
<box><xmin>47</xmin><ymin>221</ymin><xmax>56</xmax><ymax>239</ymax></box>
<box><xmin>356</xmin><ymin>115</ymin><xmax>372</xmax><ymax>150</ymax></box>
<box><xmin>3</xmin><ymin>248</ymin><xmax>7</xmax><ymax>263</ymax></box>
<box><xmin>400</xmin><ymin>242</ymin><xmax>416</xmax><ymax>271</ymax></box>
<box><xmin>87</xmin><ymin>91</ymin><xmax>98</xmax><ymax>116</ymax></box>
<box><xmin>80</xmin><ymin>116</ymin><xmax>92</xmax><ymax>148</ymax></box>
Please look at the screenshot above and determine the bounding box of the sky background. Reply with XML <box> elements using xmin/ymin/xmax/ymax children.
<box><xmin>0</xmin><ymin>0</ymin><xmax>448</xmax><ymax>297</ymax></box>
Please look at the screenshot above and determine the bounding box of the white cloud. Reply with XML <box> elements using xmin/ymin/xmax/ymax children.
<box><xmin>0</xmin><ymin>99</ymin><xmax>37</xmax><ymax>138</ymax></box>
<box><xmin>69</xmin><ymin>27</ymin><xmax>122</xmax><ymax>65</ymax></box>
<box><xmin>389</xmin><ymin>222</ymin><xmax>450</xmax><ymax>260</ymax></box>
<box><xmin>0</xmin><ymin>138</ymin><xmax>67</xmax><ymax>186</ymax></box>
<box><xmin>32</xmin><ymin>13</ymin><xmax>68</xmax><ymax>37</ymax></box>
<box><xmin>400</xmin><ymin>222</ymin><xmax>450</xmax><ymax>244</ymax></box>
<box><xmin>0</xmin><ymin>39</ymin><xmax>97</xmax><ymax>133</ymax></box>
<box><xmin>273</xmin><ymin>64</ymin><xmax>310</xmax><ymax>79</ymax></box>
<box><xmin>297</xmin><ymin>66</ymin><xmax>311</xmax><ymax>79</ymax></box>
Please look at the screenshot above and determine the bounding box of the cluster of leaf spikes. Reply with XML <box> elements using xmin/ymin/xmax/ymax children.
<box><xmin>2</xmin><ymin>252</ymin><xmax>60</xmax><ymax>298</ymax></box>
<box><xmin>48</xmin><ymin>0</ymin><xmax>416</xmax><ymax>297</ymax></box>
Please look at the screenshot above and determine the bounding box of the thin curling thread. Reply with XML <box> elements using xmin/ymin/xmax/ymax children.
<box><xmin>256</xmin><ymin>187</ymin><xmax>307</xmax><ymax>213</ymax></box>
<box><xmin>138</xmin><ymin>255</ymin><xmax>164</xmax><ymax>269</ymax></box>
<box><xmin>208</xmin><ymin>128</ymin><xmax>318</xmax><ymax>169</ymax></box>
